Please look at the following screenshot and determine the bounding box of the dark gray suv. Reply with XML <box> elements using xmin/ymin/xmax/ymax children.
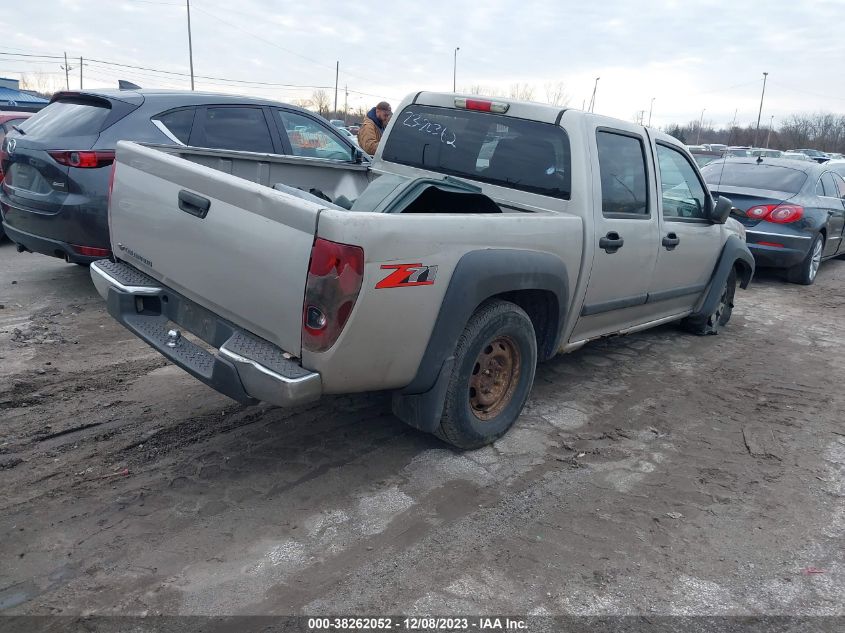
<box><xmin>0</xmin><ymin>90</ymin><xmax>363</xmax><ymax>263</ymax></box>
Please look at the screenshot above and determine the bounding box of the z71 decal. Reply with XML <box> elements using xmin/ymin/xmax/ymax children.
<box><xmin>375</xmin><ymin>263</ymin><xmax>438</xmax><ymax>289</ymax></box>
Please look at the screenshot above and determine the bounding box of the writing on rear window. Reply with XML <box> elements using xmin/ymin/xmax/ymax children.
<box><xmin>383</xmin><ymin>105</ymin><xmax>571</xmax><ymax>200</ymax></box>
<box><xmin>401</xmin><ymin>111</ymin><xmax>457</xmax><ymax>147</ymax></box>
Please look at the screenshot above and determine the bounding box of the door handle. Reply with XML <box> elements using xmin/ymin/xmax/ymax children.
<box><xmin>662</xmin><ymin>232</ymin><xmax>680</xmax><ymax>250</ymax></box>
<box><xmin>599</xmin><ymin>231</ymin><xmax>624</xmax><ymax>254</ymax></box>
<box><xmin>178</xmin><ymin>190</ymin><xmax>211</xmax><ymax>218</ymax></box>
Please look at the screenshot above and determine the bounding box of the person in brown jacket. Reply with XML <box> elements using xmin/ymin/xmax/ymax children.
<box><xmin>357</xmin><ymin>101</ymin><xmax>392</xmax><ymax>155</ymax></box>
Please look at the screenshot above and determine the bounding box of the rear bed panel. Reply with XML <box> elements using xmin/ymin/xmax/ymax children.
<box><xmin>307</xmin><ymin>209</ymin><xmax>583</xmax><ymax>393</ymax></box>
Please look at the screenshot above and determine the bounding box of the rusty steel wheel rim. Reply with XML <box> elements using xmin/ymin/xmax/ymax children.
<box><xmin>469</xmin><ymin>336</ymin><xmax>521</xmax><ymax>421</ymax></box>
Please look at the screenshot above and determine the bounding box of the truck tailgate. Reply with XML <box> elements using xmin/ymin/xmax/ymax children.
<box><xmin>108</xmin><ymin>141</ymin><xmax>319</xmax><ymax>354</ymax></box>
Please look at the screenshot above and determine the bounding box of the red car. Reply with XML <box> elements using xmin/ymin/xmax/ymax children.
<box><xmin>0</xmin><ymin>111</ymin><xmax>33</xmax><ymax>182</ymax></box>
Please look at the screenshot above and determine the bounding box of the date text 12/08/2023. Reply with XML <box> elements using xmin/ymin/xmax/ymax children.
<box><xmin>306</xmin><ymin>617</ymin><xmax>528</xmax><ymax>630</ymax></box>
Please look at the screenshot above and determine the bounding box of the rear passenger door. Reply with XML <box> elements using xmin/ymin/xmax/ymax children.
<box><xmin>570</xmin><ymin>126</ymin><xmax>659</xmax><ymax>342</ymax></box>
<box><xmin>647</xmin><ymin>141</ymin><xmax>722</xmax><ymax>315</ymax></box>
<box><xmin>190</xmin><ymin>106</ymin><xmax>280</xmax><ymax>154</ymax></box>
<box><xmin>820</xmin><ymin>172</ymin><xmax>845</xmax><ymax>256</ymax></box>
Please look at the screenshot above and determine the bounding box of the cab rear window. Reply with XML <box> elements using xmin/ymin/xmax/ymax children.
<box><xmin>382</xmin><ymin>105</ymin><xmax>571</xmax><ymax>199</ymax></box>
<box><xmin>18</xmin><ymin>98</ymin><xmax>111</xmax><ymax>138</ymax></box>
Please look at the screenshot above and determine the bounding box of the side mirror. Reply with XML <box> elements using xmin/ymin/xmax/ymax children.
<box><xmin>710</xmin><ymin>195</ymin><xmax>732</xmax><ymax>224</ymax></box>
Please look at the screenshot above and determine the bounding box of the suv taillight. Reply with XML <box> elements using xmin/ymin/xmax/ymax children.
<box><xmin>48</xmin><ymin>150</ymin><xmax>115</xmax><ymax>168</ymax></box>
<box><xmin>302</xmin><ymin>238</ymin><xmax>364</xmax><ymax>353</ymax></box>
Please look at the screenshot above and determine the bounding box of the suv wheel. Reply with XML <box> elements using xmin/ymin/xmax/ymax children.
<box><xmin>435</xmin><ymin>299</ymin><xmax>537</xmax><ymax>450</ymax></box>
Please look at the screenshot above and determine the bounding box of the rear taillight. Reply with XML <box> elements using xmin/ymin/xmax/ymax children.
<box><xmin>108</xmin><ymin>160</ymin><xmax>117</xmax><ymax>198</ymax></box>
<box><xmin>745</xmin><ymin>204</ymin><xmax>804</xmax><ymax>224</ymax></box>
<box><xmin>302</xmin><ymin>238</ymin><xmax>364</xmax><ymax>353</ymax></box>
<box><xmin>48</xmin><ymin>150</ymin><xmax>115</xmax><ymax>168</ymax></box>
<box><xmin>768</xmin><ymin>204</ymin><xmax>803</xmax><ymax>223</ymax></box>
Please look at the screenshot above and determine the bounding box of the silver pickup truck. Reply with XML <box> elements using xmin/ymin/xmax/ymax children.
<box><xmin>91</xmin><ymin>92</ymin><xmax>754</xmax><ymax>449</ymax></box>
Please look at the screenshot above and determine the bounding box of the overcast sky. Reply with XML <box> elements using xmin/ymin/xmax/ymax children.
<box><xmin>3</xmin><ymin>0</ymin><xmax>843</xmax><ymax>129</ymax></box>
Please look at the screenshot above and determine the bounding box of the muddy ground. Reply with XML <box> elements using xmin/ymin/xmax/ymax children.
<box><xmin>0</xmin><ymin>239</ymin><xmax>843</xmax><ymax>619</ymax></box>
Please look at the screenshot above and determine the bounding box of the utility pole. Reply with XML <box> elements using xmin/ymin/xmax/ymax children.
<box><xmin>344</xmin><ymin>84</ymin><xmax>348</xmax><ymax>121</ymax></box>
<box><xmin>61</xmin><ymin>52</ymin><xmax>72</xmax><ymax>90</ymax></box>
<box><xmin>186</xmin><ymin>0</ymin><xmax>195</xmax><ymax>90</ymax></box>
<box><xmin>648</xmin><ymin>97</ymin><xmax>655</xmax><ymax>127</ymax></box>
<box><xmin>79</xmin><ymin>56</ymin><xmax>83</xmax><ymax>89</ymax></box>
<box><xmin>588</xmin><ymin>77</ymin><xmax>599</xmax><ymax>113</ymax></box>
<box><xmin>753</xmin><ymin>71</ymin><xmax>768</xmax><ymax>147</ymax></box>
<box><xmin>453</xmin><ymin>47</ymin><xmax>460</xmax><ymax>92</ymax></box>
<box><xmin>696</xmin><ymin>108</ymin><xmax>706</xmax><ymax>144</ymax></box>
<box><xmin>766</xmin><ymin>115</ymin><xmax>774</xmax><ymax>148</ymax></box>
<box><xmin>334</xmin><ymin>61</ymin><xmax>339</xmax><ymax>117</ymax></box>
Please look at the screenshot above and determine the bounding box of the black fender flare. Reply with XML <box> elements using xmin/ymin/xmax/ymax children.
<box><xmin>691</xmin><ymin>234</ymin><xmax>754</xmax><ymax>318</ymax></box>
<box><xmin>392</xmin><ymin>248</ymin><xmax>569</xmax><ymax>433</ymax></box>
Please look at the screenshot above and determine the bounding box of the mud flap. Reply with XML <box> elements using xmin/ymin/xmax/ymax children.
<box><xmin>391</xmin><ymin>356</ymin><xmax>454</xmax><ymax>433</ymax></box>
<box><xmin>691</xmin><ymin>235</ymin><xmax>754</xmax><ymax>319</ymax></box>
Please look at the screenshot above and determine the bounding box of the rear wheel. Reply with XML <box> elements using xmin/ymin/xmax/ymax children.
<box><xmin>682</xmin><ymin>268</ymin><xmax>736</xmax><ymax>335</ymax></box>
<box><xmin>436</xmin><ymin>300</ymin><xmax>537</xmax><ymax>450</ymax></box>
<box><xmin>787</xmin><ymin>233</ymin><xmax>823</xmax><ymax>285</ymax></box>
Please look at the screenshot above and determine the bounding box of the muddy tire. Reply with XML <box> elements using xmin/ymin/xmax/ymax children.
<box><xmin>682</xmin><ymin>268</ymin><xmax>736</xmax><ymax>335</ymax></box>
<box><xmin>787</xmin><ymin>233</ymin><xmax>823</xmax><ymax>285</ymax></box>
<box><xmin>435</xmin><ymin>299</ymin><xmax>537</xmax><ymax>450</ymax></box>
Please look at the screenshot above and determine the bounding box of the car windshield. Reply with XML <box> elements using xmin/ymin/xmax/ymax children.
<box><xmin>701</xmin><ymin>162</ymin><xmax>808</xmax><ymax>193</ymax></box>
<box><xmin>382</xmin><ymin>104</ymin><xmax>571</xmax><ymax>199</ymax></box>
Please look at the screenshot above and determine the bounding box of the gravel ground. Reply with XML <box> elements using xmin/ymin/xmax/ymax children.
<box><xmin>0</xmin><ymin>240</ymin><xmax>843</xmax><ymax>620</ymax></box>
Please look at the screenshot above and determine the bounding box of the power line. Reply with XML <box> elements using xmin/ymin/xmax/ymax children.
<box><xmin>768</xmin><ymin>79</ymin><xmax>845</xmax><ymax>103</ymax></box>
<box><xmin>189</xmin><ymin>5</ymin><xmax>387</xmax><ymax>89</ymax></box>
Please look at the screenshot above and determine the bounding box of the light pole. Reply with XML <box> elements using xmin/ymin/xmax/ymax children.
<box><xmin>648</xmin><ymin>97</ymin><xmax>655</xmax><ymax>127</ymax></box>
<box><xmin>453</xmin><ymin>47</ymin><xmax>460</xmax><ymax>92</ymax></box>
<box><xmin>696</xmin><ymin>108</ymin><xmax>706</xmax><ymax>144</ymax></box>
<box><xmin>186</xmin><ymin>0</ymin><xmax>195</xmax><ymax>90</ymax></box>
<box><xmin>753</xmin><ymin>71</ymin><xmax>769</xmax><ymax>147</ymax></box>
<box><xmin>588</xmin><ymin>77</ymin><xmax>600</xmax><ymax>113</ymax></box>
<box><xmin>766</xmin><ymin>115</ymin><xmax>774</xmax><ymax>148</ymax></box>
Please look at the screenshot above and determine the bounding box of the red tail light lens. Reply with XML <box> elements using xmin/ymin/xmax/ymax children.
<box><xmin>745</xmin><ymin>204</ymin><xmax>803</xmax><ymax>223</ymax></box>
<box><xmin>302</xmin><ymin>238</ymin><xmax>364</xmax><ymax>353</ymax></box>
<box><xmin>48</xmin><ymin>150</ymin><xmax>115</xmax><ymax>168</ymax></box>
<box><xmin>768</xmin><ymin>204</ymin><xmax>803</xmax><ymax>223</ymax></box>
<box><xmin>746</xmin><ymin>206</ymin><xmax>772</xmax><ymax>220</ymax></box>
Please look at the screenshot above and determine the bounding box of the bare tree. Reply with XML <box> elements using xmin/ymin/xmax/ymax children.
<box><xmin>465</xmin><ymin>84</ymin><xmax>504</xmax><ymax>97</ymax></box>
<box><xmin>543</xmin><ymin>81</ymin><xmax>570</xmax><ymax>106</ymax></box>
<box><xmin>19</xmin><ymin>71</ymin><xmax>59</xmax><ymax>99</ymax></box>
<box><xmin>310</xmin><ymin>89</ymin><xmax>331</xmax><ymax>117</ymax></box>
<box><xmin>508</xmin><ymin>83</ymin><xmax>535</xmax><ymax>101</ymax></box>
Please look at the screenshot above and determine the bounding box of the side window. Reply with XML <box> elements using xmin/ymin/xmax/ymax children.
<box><xmin>821</xmin><ymin>173</ymin><xmax>839</xmax><ymax>197</ymax></box>
<box><xmin>200</xmin><ymin>107</ymin><xmax>274</xmax><ymax>153</ymax></box>
<box><xmin>276</xmin><ymin>110</ymin><xmax>353</xmax><ymax>161</ymax></box>
<box><xmin>152</xmin><ymin>108</ymin><xmax>195</xmax><ymax>144</ymax></box>
<box><xmin>656</xmin><ymin>144</ymin><xmax>708</xmax><ymax>219</ymax></box>
<box><xmin>815</xmin><ymin>177</ymin><xmax>827</xmax><ymax>196</ymax></box>
<box><xmin>596</xmin><ymin>131</ymin><xmax>649</xmax><ymax>215</ymax></box>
